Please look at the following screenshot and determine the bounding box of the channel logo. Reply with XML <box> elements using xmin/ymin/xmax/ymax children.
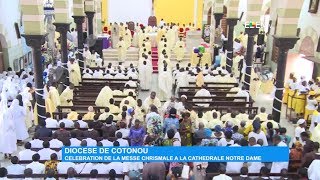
<box><xmin>245</xmin><ymin>21</ymin><xmax>261</xmax><ymax>29</ymax></box>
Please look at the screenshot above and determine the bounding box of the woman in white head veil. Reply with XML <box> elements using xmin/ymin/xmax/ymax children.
<box><xmin>10</xmin><ymin>98</ymin><xmax>29</xmax><ymax>142</ymax></box>
<box><xmin>0</xmin><ymin>90</ymin><xmax>17</xmax><ymax>158</ymax></box>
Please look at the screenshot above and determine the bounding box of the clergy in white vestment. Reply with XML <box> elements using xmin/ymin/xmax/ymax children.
<box><xmin>124</xmin><ymin>77</ymin><xmax>137</xmax><ymax>88</ymax></box>
<box><xmin>49</xmin><ymin>83</ymin><xmax>61</xmax><ymax>111</ymax></box>
<box><xmin>308</xmin><ymin>154</ymin><xmax>320</xmax><ymax>179</ymax></box>
<box><xmin>175</xmin><ymin>69</ymin><xmax>189</xmax><ymax>96</ymax></box>
<box><xmin>194</xmin><ymin>85</ymin><xmax>212</xmax><ymax>107</ymax></box>
<box><xmin>117</xmin><ymin>37</ymin><xmax>127</xmax><ymax>61</ymax></box>
<box><xmin>0</xmin><ymin>91</ymin><xmax>17</xmax><ymax>155</ymax></box>
<box><xmin>234</xmin><ymin>86</ymin><xmax>250</xmax><ymax>102</ymax></box>
<box><xmin>95</xmin><ymin>54</ymin><xmax>103</xmax><ymax>67</ymax></box>
<box><xmin>158</xmin><ymin>67</ymin><xmax>173</xmax><ymax>101</ymax></box>
<box><xmin>166</xmin><ymin>26</ymin><xmax>176</xmax><ymax>50</ymax></box>
<box><xmin>82</xmin><ymin>69</ymin><xmax>93</xmax><ymax>79</ymax></box>
<box><xmin>143</xmin><ymin>91</ymin><xmax>162</xmax><ymax>112</ymax></box>
<box><xmin>95</xmin><ymin>83</ymin><xmax>113</xmax><ymax>107</ymax></box>
<box><xmin>92</xmin><ymin>70</ymin><xmax>104</xmax><ymax>79</ymax></box>
<box><xmin>60</xmin><ymin>84</ymin><xmax>74</xmax><ymax>107</ymax></box>
<box><xmin>9</xmin><ymin>99</ymin><xmax>29</xmax><ymax>141</ymax></box>
<box><xmin>114</xmin><ymin>70</ymin><xmax>126</xmax><ymax>79</ymax></box>
<box><xmin>270</xmin><ymin>135</ymin><xmax>288</xmax><ymax>175</ymax></box>
<box><xmin>139</xmin><ymin>60</ymin><xmax>153</xmax><ymax>90</ymax></box>
<box><xmin>68</xmin><ymin>58</ymin><xmax>81</xmax><ymax>86</ymax></box>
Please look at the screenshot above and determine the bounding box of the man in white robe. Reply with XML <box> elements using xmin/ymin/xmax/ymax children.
<box><xmin>308</xmin><ymin>154</ymin><xmax>320</xmax><ymax>179</ymax></box>
<box><xmin>95</xmin><ymin>54</ymin><xmax>103</xmax><ymax>67</ymax></box>
<box><xmin>117</xmin><ymin>37</ymin><xmax>127</xmax><ymax>61</ymax></box>
<box><xmin>95</xmin><ymin>83</ymin><xmax>113</xmax><ymax>107</ymax></box>
<box><xmin>175</xmin><ymin>69</ymin><xmax>189</xmax><ymax>96</ymax></box>
<box><xmin>140</xmin><ymin>59</ymin><xmax>153</xmax><ymax>89</ymax></box>
<box><xmin>270</xmin><ymin>135</ymin><xmax>288</xmax><ymax>176</ymax></box>
<box><xmin>60</xmin><ymin>84</ymin><xmax>74</xmax><ymax>106</ymax></box>
<box><xmin>234</xmin><ymin>86</ymin><xmax>250</xmax><ymax>102</ymax></box>
<box><xmin>68</xmin><ymin>58</ymin><xmax>81</xmax><ymax>86</ymax></box>
<box><xmin>194</xmin><ymin>85</ymin><xmax>212</xmax><ymax>107</ymax></box>
<box><xmin>143</xmin><ymin>91</ymin><xmax>162</xmax><ymax>112</ymax></box>
<box><xmin>158</xmin><ymin>67</ymin><xmax>173</xmax><ymax>101</ymax></box>
<box><xmin>124</xmin><ymin>77</ymin><xmax>137</xmax><ymax>88</ymax></box>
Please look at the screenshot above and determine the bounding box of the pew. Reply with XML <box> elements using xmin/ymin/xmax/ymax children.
<box><xmin>7</xmin><ymin>174</ymin><xmax>125</xmax><ymax>179</ymax></box>
<box><xmin>188</xmin><ymin>82</ymin><xmax>238</xmax><ymax>87</ymax></box>
<box><xmin>193</xmin><ymin>106</ymin><xmax>259</xmax><ymax>115</ymax></box>
<box><xmin>179</xmin><ymin>91</ymin><xmax>237</xmax><ymax>97</ymax></box>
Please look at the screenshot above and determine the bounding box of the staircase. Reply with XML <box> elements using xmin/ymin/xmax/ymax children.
<box><xmin>102</xmin><ymin>47</ymin><xmax>139</xmax><ymax>66</ymax></box>
<box><xmin>151</xmin><ymin>47</ymin><xmax>159</xmax><ymax>73</ymax></box>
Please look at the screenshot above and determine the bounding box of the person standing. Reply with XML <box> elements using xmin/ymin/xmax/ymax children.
<box><xmin>67</xmin><ymin>58</ymin><xmax>81</xmax><ymax>86</ymax></box>
<box><xmin>129</xmin><ymin>120</ymin><xmax>146</xmax><ymax>146</ymax></box>
<box><xmin>10</xmin><ymin>99</ymin><xmax>28</xmax><ymax>145</ymax></box>
<box><xmin>0</xmin><ymin>91</ymin><xmax>17</xmax><ymax>158</ymax></box>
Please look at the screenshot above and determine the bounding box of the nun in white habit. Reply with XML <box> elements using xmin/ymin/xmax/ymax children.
<box><xmin>0</xmin><ymin>90</ymin><xmax>17</xmax><ymax>158</ymax></box>
<box><xmin>10</xmin><ymin>99</ymin><xmax>29</xmax><ymax>141</ymax></box>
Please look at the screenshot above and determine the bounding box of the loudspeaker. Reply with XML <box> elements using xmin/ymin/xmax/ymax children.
<box><xmin>14</xmin><ymin>22</ymin><xmax>21</xmax><ymax>39</ymax></box>
<box><xmin>257</xmin><ymin>34</ymin><xmax>265</xmax><ymax>45</ymax></box>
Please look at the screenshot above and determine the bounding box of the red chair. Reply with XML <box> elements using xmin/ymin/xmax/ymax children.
<box><xmin>103</xmin><ymin>27</ymin><xmax>108</xmax><ymax>34</ymax></box>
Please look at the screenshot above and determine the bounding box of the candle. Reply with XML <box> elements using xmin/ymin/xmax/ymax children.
<box><xmin>73</xmin><ymin>0</ymin><xmax>85</xmax><ymax>16</ymax></box>
<box><xmin>55</xmin><ymin>0</ymin><xmax>70</xmax><ymax>23</ymax></box>
<box><xmin>85</xmin><ymin>0</ymin><xmax>95</xmax><ymax>12</ymax></box>
<box><xmin>226</xmin><ymin>0</ymin><xmax>240</xmax><ymax>18</ymax></box>
<box><xmin>21</xmin><ymin>0</ymin><xmax>45</xmax><ymax>35</ymax></box>
<box><xmin>214</xmin><ymin>0</ymin><xmax>224</xmax><ymax>14</ymax></box>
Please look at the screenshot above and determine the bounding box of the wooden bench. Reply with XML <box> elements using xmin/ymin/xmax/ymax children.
<box><xmin>193</xmin><ymin>106</ymin><xmax>259</xmax><ymax>114</ymax></box>
<box><xmin>179</xmin><ymin>91</ymin><xmax>237</xmax><ymax>97</ymax></box>
<box><xmin>179</xmin><ymin>86</ymin><xmax>234</xmax><ymax>91</ymax></box>
<box><xmin>187</xmin><ymin>96</ymin><xmax>247</xmax><ymax>102</ymax></box>
<box><xmin>188</xmin><ymin>82</ymin><xmax>238</xmax><ymax>87</ymax></box>
<box><xmin>190</xmin><ymin>101</ymin><xmax>253</xmax><ymax>108</ymax></box>
<box><xmin>52</xmin><ymin>112</ymin><xmax>120</xmax><ymax>120</ymax></box>
<box><xmin>7</xmin><ymin>174</ymin><xmax>124</xmax><ymax>178</ymax></box>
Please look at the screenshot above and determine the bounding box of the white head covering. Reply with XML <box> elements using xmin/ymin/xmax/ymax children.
<box><xmin>297</xmin><ymin>119</ymin><xmax>306</xmax><ymax>125</ymax></box>
<box><xmin>9</xmin><ymin>99</ymin><xmax>20</xmax><ymax>110</ymax></box>
<box><xmin>181</xmin><ymin>95</ymin><xmax>187</xmax><ymax>99</ymax></box>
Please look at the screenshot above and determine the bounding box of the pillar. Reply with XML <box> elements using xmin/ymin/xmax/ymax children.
<box><xmin>272</xmin><ymin>36</ymin><xmax>299</xmax><ymax>122</ymax></box>
<box><xmin>85</xmin><ymin>0</ymin><xmax>96</xmax><ymax>52</ymax></box>
<box><xmin>22</xmin><ymin>35</ymin><xmax>47</xmax><ymax>122</ymax></box>
<box><xmin>226</xmin><ymin>18</ymin><xmax>238</xmax><ymax>72</ymax></box>
<box><xmin>21</xmin><ymin>0</ymin><xmax>46</xmax><ymax>122</ymax></box>
<box><xmin>243</xmin><ymin>0</ymin><xmax>263</xmax><ymax>90</ymax></box>
<box><xmin>225</xmin><ymin>0</ymin><xmax>239</xmax><ymax>73</ymax></box>
<box><xmin>73</xmin><ymin>16</ymin><xmax>85</xmax><ymax>68</ymax></box>
<box><xmin>73</xmin><ymin>0</ymin><xmax>86</xmax><ymax>69</ymax></box>
<box><xmin>53</xmin><ymin>23</ymin><xmax>71</xmax><ymax>69</ymax></box>
<box><xmin>243</xmin><ymin>28</ymin><xmax>259</xmax><ymax>90</ymax></box>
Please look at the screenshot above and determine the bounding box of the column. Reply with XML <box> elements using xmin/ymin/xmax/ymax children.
<box><xmin>73</xmin><ymin>16</ymin><xmax>85</xmax><ymax>68</ymax></box>
<box><xmin>73</xmin><ymin>0</ymin><xmax>86</xmax><ymax>68</ymax></box>
<box><xmin>243</xmin><ymin>0</ymin><xmax>263</xmax><ymax>90</ymax></box>
<box><xmin>272</xmin><ymin>37</ymin><xmax>299</xmax><ymax>122</ymax></box>
<box><xmin>95</xmin><ymin>0</ymin><xmax>102</xmax><ymax>34</ymax></box>
<box><xmin>21</xmin><ymin>0</ymin><xmax>46</xmax><ymax>123</ymax></box>
<box><xmin>54</xmin><ymin>23</ymin><xmax>70</xmax><ymax>69</ymax></box>
<box><xmin>225</xmin><ymin>0</ymin><xmax>239</xmax><ymax>73</ymax></box>
<box><xmin>85</xmin><ymin>0</ymin><xmax>96</xmax><ymax>52</ymax></box>
<box><xmin>243</xmin><ymin>28</ymin><xmax>259</xmax><ymax>90</ymax></box>
<box><xmin>226</xmin><ymin>18</ymin><xmax>238</xmax><ymax>72</ymax></box>
<box><xmin>271</xmin><ymin>0</ymin><xmax>303</xmax><ymax>122</ymax></box>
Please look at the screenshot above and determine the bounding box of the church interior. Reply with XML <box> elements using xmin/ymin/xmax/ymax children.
<box><xmin>0</xmin><ymin>0</ymin><xmax>320</xmax><ymax>179</ymax></box>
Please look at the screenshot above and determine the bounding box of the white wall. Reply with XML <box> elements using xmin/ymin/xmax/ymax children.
<box><xmin>108</xmin><ymin>0</ymin><xmax>152</xmax><ymax>24</ymax></box>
